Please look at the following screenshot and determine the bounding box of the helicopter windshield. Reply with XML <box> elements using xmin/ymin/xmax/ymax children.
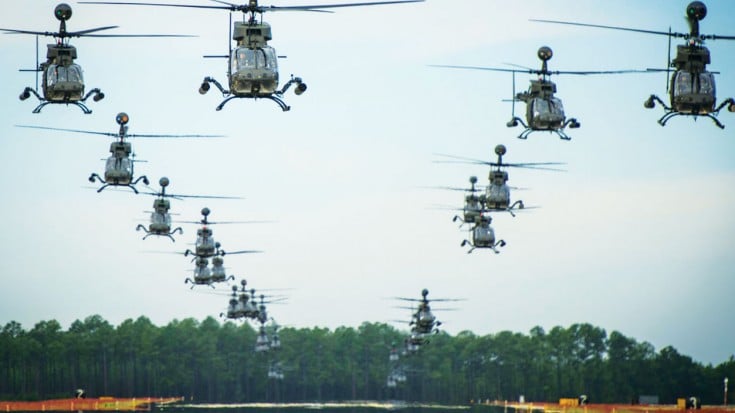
<box><xmin>674</xmin><ymin>71</ymin><xmax>716</xmax><ymax>97</ymax></box>
<box><xmin>46</xmin><ymin>64</ymin><xmax>84</xmax><ymax>85</ymax></box>
<box><xmin>105</xmin><ymin>156</ymin><xmax>132</xmax><ymax>176</ymax></box>
<box><xmin>473</xmin><ymin>225</ymin><xmax>494</xmax><ymax>245</ymax></box>
<box><xmin>531</xmin><ymin>97</ymin><xmax>565</xmax><ymax>122</ymax></box>
<box><xmin>150</xmin><ymin>212</ymin><xmax>171</xmax><ymax>226</ymax></box>
<box><xmin>232</xmin><ymin>46</ymin><xmax>278</xmax><ymax>73</ymax></box>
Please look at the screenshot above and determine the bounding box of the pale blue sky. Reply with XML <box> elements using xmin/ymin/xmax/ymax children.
<box><xmin>1</xmin><ymin>0</ymin><xmax>733</xmax><ymax>365</ymax></box>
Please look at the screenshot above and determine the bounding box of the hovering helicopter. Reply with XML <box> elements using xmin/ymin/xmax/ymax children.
<box><xmin>462</xmin><ymin>212</ymin><xmax>505</xmax><ymax>254</ymax></box>
<box><xmin>16</xmin><ymin>113</ymin><xmax>220</xmax><ymax>193</ymax></box>
<box><xmin>179</xmin><ymin>207</ymin><xmax>263</xmax><ymax>260</ymax></box>
<box><xmin>1</xmin><ymin>3</ymin><xmax>191</xmax><ymax>114</ymax></box>
<box><xmin>136</xmin><ymin>177</ymin><xmax>241</xmax><ymax>242</ymax></box>
<box><xmin>531</xmin><ymin>1</ymin><xmax>735</xmax><ymax>128</ymax></box>
<box><xmin>435</xmin><ymin>144</ymin><xmax>563</xmax><ymax>219</ymax></box>
<box><xmin>396</xmin><ymin>289</ymin><xmax>460</xmax><ymax>348</ymax></box>
<box><xmin>221</xmin><ymin>280</ymin><xmax>260</xmax><ymax>320</ymax></box>
<box><xmin>79</xmin><ymin>0</ymin><xmax>424</xmax><ymax>111</ymax></box>
<box><xmin>432</xmin><ymin>46</ymin><xmax>647</xmax><ymax>140</ymax></box>
<box><xmin>185</xmin><ymin>256</ymin><xmax>236</xmax><ymax>288</ymax></box>
<box><xmin>267</xmin><ymin>361</ymin><xmax>285</xmax><ymax>380</ymax></box>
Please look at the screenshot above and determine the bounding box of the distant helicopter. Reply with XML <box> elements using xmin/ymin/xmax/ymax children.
<box><xmin>221</xmin><ymin>280</ymin><xmax>259</xmax><ymax>319</ymax></box>
<box><xmin>136</xmin><ymin>177</ymin><xmax>241</xmax><ymax>242</ymax></box>
<box><xmin>185</xmin><ymin>256</ymin><xmax>235</xmax><ymax>288</ymax></box>
<box><xmin>16</xmin><ymin>112</ymin><xmax>220</xmax><ymax>193</ymax></box>
<box><xmin>180</xmin><ymin>208</ymin><xmax>262</xmax><ymax>260</ymax></box>
<box><xmin>432</xmin><ymin>46</ymin><xmax>646</xmax><ymax>140</ymax></box>
<box><xmin>396</xmin><ymin>289</ymin><xmax>460</xmax><ymax>348</ymax></box>
<box><xmin>1</xmin><ymin>3</ymin><xmax>191</xmax><ymax>114</ymax></box>
<box><xmin>531</xmin><ymin>1</ymin><xmax>735</xmax><ymax>128</ymax></box>
<box><xmin>462</xmin><ymin>212</ymin><xmax>505</xmax><ymax>254</ymax></box>
<box><xmin>435</xmin><ymin>144</ymin><xmax>563</xmax><ymax>219</ymax></box>
<box><xmin>80</xmin><ymin>0</ymin><xmax>424</xmax><ymax>111</ymax></box>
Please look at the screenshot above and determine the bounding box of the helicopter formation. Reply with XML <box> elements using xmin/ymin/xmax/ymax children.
<box><xmin>4</xmin><ymin>1</ymin><xmax>734</xmax><ymax>390</ymax></box>
<box><xmin>435</xmin><ymin>144</ymin><xmax>563</xmax><ymax>254</ymax></box>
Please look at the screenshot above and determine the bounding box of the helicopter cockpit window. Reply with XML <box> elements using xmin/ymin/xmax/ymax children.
<box><xmin>532</xmin><ymin>97</ymin><xmax>565</xmax><ymax>119</ymax></box>
<box><xmin>674</xmin><ymin>71</ymin><xmax>716</xmax><ymax>97</ymax></box>
<box><xmin>46</xmin><ymin>64</ymin><xmax>83</xmax><ymax>85</ymax></box>
<box><xmin>105</xmin><ymin>156</ymin><xmax>132</xmax><ymax>174</ymax></box>
<box><xmin>151</xmin><ymin>212</ymin><xmax>170</xmax><ymax>225</ymax></box>
<box><xmin>232</xmin><ymin>47</ymin><xmax>278</xmax><ymax>73</ymax></box>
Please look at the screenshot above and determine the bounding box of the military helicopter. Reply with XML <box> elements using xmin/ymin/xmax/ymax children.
<box><xmin>531</xmin><ymin>1</ymin><xmax>735</xmax><ymax>128</ymax></box>
<box><xmin>136</xmin><ymin>177</ymin><xmax>241</xmax><ymax>242</ymax></box>
<box><xmin>220</xmin><ymin>280</ymin><xmax>260</xmax><ymax>319</ymax></box>
<box><xmin>16</xmin><ymin>113</ymin><xmax>220</xmax><ymax>193</ymax></box>
<box><xmin>185</xmin><ymin>256</ymin><xmax>236</xmax><ymax>288</ymax></box>
<box><xmin>1</xmin><ymin>3</ymin><xmax>191</xmax><ymax>114</ymax></box>
<box><xmin>79</xmin><ymin>0</ymin><xmax>424</xmax><ymax>111</ymax></box>
<box><xmin>396</xmin><ymin>289</ymin><xmax>460</xmax><ymax>346</ymax></box>
<box><xmin>462</xmin><ymin>212</ymin><xmax>506</xmax><ymax>254</ymax></box>
<box><xmin>179</xmin><ymin>207</ymin><xmax>263</xmax><ymax>260</ymax></box>
<box><xmin>432</xmin><ymin>46</ymin><xmax>647</xmax><ymax>140</ymax></box>
<box><xmin>435</xmin><ymin>144</ymin><xmax>563</xmax><ymax>219</ymax></box>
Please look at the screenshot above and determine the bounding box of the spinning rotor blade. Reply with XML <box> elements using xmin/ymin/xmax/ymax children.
<box><xmin>127</xmin><ymin>133</ymin><xmax>223</xmax><ymax>138</ymax></box>
<box><xmin>220</xmin><ymin>250</ymin><xmax>264</xmax><ymax>255</ymax></box>
<box><xmin>80</xmin><ymin>0</ymin><xmax>422</xmax><ymax>14</ymax></box>
<box><xmin>2</xmin><ymin>26</ymin><xmax>193</xmax><ymax>38</ymax></box>
<box><xmin>529</xmin><ymin>19</ymin><xmax>684</xmax><ymax>38</ymax></box>
<box><xmin>433</xmin><ymin>153</ymin><xmax>565</xmax><ymax>171</ymax></box>
<box><xmin>15</xmin><ymin>125</ymin><xmax>117</xmax><ymax>137</ymax></box>
<box><xmin>430</xmin><ymin>64</ymin><xmax>646</xmax><ymax>76</ymax></box>
<box><xmin>532</xmin><ymin>19</ymin><xmax>735</xmax><ymax>41</ymax></box>
<box><xmin>176</xmin><ymin>220</ymin><xmax>272</xmax><ymax>224</ymax></box>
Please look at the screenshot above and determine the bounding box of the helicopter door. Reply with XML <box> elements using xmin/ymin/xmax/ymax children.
<box><xmin>530</xmin><ymin>97</ymin><xmax>565</xmax><ymax>128</ymax></box>
<box><xmin>45</xmin><ymin>64</ymin><xmax>84</xmax><ymax>100</ymax></box>
<box><xmin>673</xmin><ymin>71</ymin><xmax>716</xmax><ymax>113</ymax></box>
<box><xmin>230</xmin><ymin>46</ymin><xmax>279</xmax><ymax>94</ymax></box>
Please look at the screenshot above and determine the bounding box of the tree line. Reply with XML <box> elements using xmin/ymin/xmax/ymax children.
<box><xmin>1</xmin><ymin>316</ymin><xmax>732</xmax><ymax>404</ymax></box>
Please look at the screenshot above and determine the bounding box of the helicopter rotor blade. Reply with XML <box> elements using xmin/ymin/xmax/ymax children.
<box><xmin>666</xmin><ymin>26</ymin><xmax>671</xmax><ymax>94</ymax></box>
<box><xmin>1</xmin><ymin>29</ymin><xmax>60</xmax><ymax>37</ymax></box>
<box><xmin>66</xmin><ymin>25</ymin><xmax>120</xmax><ymax>36</ymax></box>
<box><xmin>34</xmin><ymin>35</ymin><xmax>39</xmax><ymax>91</ymax></box>
<box><xmin>220</xmin><ymin>250</ymin><xmax>264</xmax><ymax>255</ymax></box>
<box><xmin>529</xmin><ymin>19</ymin><xmax>686</xmax><ymax>39</ymax></box>
<box><xmin>127</xmin><ymin>133</ymin><xmax>224</xmax><ymax>138</ymax></box>
<box><xmin>80</xmin><ymin>0</ymin><xmax>422</xmax><ymax>14</ymax></box>
<box><xmin>81</xmin><ymin>33</ymin><xmax>196</xmax><ymax>38</ymax></box>
<box><xmin>15</xmin><ymin>125</ymin><xmax>117</xmax><ymax>137</ymax></box>
<box><xmin>510</xmin><ymin>70</ymin><xmax>515</xmax><ymax>118</ymax></box>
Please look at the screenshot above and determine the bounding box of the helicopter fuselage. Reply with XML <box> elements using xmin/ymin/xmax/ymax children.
<box><xmin>471</xmin><ymin>222</ymin><xmax>496</xmax><ymax>248</ymax></box>
<box><xmin>41</xmin><ymin>45</ymin><xmax>86</xmax><ymax>102</ymax></box>
<box><xmin>230</xmin><ymin>45</ymin><xmax>279</xmax><ymax>96</ymax></box>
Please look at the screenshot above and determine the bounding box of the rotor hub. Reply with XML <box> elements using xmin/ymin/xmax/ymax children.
<box><xmin>54</xmin><ymin>4</ymin><xmax>72</xmax><ymax>21</ymax></box>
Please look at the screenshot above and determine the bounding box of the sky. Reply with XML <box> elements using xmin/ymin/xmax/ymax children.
<box><xmin>1</xmin><ymin>0</ymin><xmax>734</xmax><ymax>366</ymax></box>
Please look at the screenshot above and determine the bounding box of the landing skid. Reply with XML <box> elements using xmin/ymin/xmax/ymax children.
<box><xmin>200</xmin><ymin>75</ymin><xmax>305</xmax><ymax>112</ymax></box>
<box><xmin>646</xmin><ymin>95</ymin><xmax>734</xmax><ymax>129</ymax></box>
<box><xmin>461</xmin><ymin>239</ymin><xmax>506</xmax><ymax>254</ymax></box>
<box><xmin>136</xmin><ymin>225</ymin><xmax>183</xmax><ymax>242</ymax></box>
<box><xmin>185</xmin><ymin>278</ymin><xmax>215</xmax><ymax>289</ymax></box>
<box><xmin>89</xmin><ymin>173</ymin><xmax>149</xmax><ymax>194</ymax></box>
<box><xmin>21</xmin><ymin>87</ymin><xmax>104</xmax><ymax>114</ymax></box>
<box><xmin>506</xmin><ymin>116</ymin><xmax>578</xmax><ymax>140</ymax></box>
